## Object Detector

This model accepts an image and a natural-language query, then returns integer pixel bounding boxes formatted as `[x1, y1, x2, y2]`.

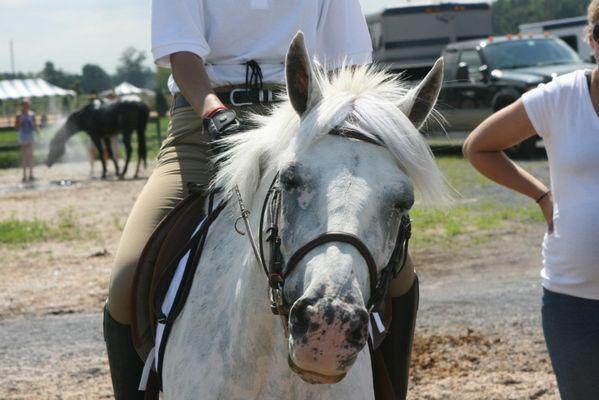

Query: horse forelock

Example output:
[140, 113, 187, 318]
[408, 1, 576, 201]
[212, 64, 450, 210]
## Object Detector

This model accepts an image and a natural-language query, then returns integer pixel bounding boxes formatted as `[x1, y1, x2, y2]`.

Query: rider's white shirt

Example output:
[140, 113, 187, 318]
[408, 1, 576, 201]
[151, 0, 372, 92]
[523, 70, 599, 300]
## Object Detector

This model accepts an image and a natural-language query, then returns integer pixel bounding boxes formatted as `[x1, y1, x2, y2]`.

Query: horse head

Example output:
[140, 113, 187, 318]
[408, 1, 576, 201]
[279, 33, 446, 383]
[46, 106, 88, 167]
[214, 32, 448, 388]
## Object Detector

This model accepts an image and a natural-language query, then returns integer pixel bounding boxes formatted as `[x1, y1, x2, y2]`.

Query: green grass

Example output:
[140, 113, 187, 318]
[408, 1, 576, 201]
[54, 207, 83, 241]
[410, 157, 549, 250]
[411, 202, 545, 248]
[0, 219, 51, 244]
[436, 156, 494, 192]
[0, 207, 86, 245]
[0, 129, 18, 145]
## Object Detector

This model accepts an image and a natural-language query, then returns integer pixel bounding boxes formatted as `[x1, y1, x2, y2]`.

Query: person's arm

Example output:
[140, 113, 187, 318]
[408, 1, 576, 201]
[462, 99, 553, 231]
[170, 51, 241, 152]
[169, 52, 224, 118]
[14, 115, 20, 129]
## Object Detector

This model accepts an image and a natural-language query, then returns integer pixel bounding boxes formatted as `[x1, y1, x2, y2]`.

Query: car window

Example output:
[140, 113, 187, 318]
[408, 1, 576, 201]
[484, 39, 581, 69]
[459, 50, 483, 81]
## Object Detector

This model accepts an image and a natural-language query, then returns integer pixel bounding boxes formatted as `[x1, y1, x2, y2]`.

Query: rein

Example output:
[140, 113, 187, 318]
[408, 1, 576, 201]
[235, 129, 412, 341]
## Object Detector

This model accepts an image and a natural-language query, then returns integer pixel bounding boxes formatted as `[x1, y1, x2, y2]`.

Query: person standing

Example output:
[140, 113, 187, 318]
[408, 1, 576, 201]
[463, 2, 599, 398]
[15, 99, 39, 182]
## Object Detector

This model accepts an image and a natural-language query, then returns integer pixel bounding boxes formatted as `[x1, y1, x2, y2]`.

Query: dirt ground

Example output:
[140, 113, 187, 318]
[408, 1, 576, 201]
[0, 160, 558, 399]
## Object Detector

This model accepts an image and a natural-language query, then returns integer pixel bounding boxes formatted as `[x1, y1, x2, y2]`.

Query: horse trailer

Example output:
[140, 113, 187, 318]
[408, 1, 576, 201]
[520, 16, 594, 62]
[367, 2, 492, 79]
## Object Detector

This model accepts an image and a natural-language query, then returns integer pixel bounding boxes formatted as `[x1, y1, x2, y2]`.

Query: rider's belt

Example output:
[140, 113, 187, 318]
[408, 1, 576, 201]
[173, 88, 280, 110]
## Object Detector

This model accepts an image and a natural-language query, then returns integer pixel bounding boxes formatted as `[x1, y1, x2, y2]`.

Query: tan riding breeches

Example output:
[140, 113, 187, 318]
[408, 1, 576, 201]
[107, 103, 416, 325]
[108, 105, 212, 324]
[389, 256, 416, 297]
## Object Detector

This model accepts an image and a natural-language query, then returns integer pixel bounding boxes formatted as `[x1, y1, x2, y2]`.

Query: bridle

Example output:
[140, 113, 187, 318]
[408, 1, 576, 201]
[236, 129, 412, 338]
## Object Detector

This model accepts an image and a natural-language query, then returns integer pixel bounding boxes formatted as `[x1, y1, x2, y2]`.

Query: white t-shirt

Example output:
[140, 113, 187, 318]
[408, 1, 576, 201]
[522, 70, 599, 300]
[151, 0, 372, 92]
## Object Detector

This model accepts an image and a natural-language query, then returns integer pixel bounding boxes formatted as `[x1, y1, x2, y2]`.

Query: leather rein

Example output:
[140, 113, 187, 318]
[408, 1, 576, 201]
[235, 129, 412, 339]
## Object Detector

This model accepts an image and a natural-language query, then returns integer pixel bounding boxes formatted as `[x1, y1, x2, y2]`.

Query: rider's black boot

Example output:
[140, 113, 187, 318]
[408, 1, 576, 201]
[103, 303, 145, 400]
[375, 277, 419, 400]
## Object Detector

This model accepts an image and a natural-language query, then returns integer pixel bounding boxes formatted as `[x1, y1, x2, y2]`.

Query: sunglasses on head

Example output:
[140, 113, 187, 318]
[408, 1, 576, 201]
[594, 23, 599, 42]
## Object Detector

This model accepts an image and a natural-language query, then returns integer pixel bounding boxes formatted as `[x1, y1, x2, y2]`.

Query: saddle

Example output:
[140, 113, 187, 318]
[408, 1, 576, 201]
[130, 185, 207, 362]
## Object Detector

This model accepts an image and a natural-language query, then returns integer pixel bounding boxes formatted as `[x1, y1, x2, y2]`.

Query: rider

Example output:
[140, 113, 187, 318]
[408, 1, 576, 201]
[104, 1, 419, 399]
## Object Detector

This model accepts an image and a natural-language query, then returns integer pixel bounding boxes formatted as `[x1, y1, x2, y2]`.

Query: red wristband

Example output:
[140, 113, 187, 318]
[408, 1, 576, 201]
[203, 106, 228, 119]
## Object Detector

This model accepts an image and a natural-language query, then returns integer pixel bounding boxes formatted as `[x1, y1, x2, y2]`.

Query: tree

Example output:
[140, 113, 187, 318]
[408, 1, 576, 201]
[114, 47, 154, 88]
[492, 0, 589, 35]
[81, 64, 112, 93]
[70, 80, 81, 95]
[40, 61, 80, 90]
[1, 71, 32, 80]
[41, 62, 61, 85]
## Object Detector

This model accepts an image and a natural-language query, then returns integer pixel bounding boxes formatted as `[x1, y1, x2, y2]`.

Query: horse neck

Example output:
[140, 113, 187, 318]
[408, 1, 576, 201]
[60, 119, 82, 142]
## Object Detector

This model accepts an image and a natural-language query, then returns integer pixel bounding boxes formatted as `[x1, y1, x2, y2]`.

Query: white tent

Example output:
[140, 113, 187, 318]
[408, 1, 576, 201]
[113, 81, 154, 96]
[0, 78, 76, 100]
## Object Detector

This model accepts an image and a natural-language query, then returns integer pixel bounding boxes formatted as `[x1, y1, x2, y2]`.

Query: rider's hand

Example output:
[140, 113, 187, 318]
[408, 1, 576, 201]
[202, 108, 243, 154]
[538, 192, 554, 234]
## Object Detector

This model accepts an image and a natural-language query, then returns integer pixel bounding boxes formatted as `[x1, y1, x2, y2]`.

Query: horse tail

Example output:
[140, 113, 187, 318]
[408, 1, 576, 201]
[137, 104, 149, 168]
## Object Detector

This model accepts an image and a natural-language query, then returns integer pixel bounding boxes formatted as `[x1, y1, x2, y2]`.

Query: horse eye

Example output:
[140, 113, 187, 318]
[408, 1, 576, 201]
[280, 166, 303, 190]
[394, 198, 414, 212]
[392, 203, 405, 213]
[280, 174, 302, 190]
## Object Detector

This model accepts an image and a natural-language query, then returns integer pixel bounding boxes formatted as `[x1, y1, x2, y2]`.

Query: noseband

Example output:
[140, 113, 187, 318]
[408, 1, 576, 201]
[237, 130, 412, 338]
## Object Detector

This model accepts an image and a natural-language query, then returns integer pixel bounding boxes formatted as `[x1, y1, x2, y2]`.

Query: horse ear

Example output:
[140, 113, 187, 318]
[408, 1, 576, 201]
[400, 58, 444, 129]
[285, 31, 320, 116]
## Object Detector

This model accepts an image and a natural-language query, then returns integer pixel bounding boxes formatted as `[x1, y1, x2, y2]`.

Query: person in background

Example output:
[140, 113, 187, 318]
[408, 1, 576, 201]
[15, 99, 40, 182]
[463, 1, 599, 398]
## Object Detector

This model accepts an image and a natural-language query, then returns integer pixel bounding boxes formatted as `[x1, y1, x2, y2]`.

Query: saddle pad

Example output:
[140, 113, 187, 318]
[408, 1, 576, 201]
[131, 191, 206, 360]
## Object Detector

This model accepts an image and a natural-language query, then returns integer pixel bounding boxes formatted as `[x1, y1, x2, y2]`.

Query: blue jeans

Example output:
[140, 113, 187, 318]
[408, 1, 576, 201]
[542, 288, 599, 400]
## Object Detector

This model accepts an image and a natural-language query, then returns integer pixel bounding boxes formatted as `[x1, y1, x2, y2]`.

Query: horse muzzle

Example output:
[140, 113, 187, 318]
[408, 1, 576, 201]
[287, 354, 347, 384]
[286, 295, 369, 383]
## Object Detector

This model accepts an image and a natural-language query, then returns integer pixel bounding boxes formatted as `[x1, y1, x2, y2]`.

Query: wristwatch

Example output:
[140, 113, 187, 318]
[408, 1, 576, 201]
[202, 108, 242, 154]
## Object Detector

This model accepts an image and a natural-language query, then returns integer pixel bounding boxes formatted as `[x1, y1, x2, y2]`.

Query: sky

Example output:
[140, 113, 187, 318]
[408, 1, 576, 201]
[0, 0, 488, 75]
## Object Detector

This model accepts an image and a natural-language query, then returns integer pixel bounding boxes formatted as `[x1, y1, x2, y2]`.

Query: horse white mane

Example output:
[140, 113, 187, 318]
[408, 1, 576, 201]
[212, 64, 450, 208]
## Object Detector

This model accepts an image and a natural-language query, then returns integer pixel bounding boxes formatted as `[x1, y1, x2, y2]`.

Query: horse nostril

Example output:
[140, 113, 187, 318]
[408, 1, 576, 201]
[345, 308, 369, 348]
[289, 298, 317, 338]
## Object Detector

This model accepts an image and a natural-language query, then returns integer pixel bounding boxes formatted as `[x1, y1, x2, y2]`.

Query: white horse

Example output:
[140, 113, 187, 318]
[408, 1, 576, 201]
[162, 33, 448, 399]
